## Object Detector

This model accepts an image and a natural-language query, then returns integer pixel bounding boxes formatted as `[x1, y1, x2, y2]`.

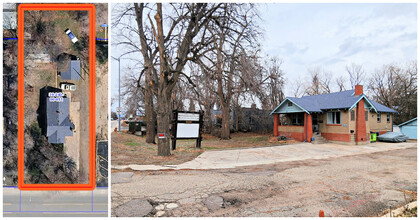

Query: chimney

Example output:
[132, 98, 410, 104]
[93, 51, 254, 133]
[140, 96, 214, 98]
[355, 85, 363, 96]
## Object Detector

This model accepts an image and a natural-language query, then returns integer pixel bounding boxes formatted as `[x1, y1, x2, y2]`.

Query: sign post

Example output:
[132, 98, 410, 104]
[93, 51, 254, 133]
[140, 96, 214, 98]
[172, 110, 203, 150]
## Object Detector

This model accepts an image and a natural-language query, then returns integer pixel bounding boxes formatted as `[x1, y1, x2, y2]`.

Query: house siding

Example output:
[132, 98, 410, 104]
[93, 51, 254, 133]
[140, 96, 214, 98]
[368, 112, 393, 134]
[277, 125, 305, 142]
[318, 110, 350, 134]
[399, 119, 417, 139]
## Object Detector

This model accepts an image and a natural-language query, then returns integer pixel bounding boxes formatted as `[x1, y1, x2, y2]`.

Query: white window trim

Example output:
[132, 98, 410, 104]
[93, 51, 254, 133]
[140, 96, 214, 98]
[327, 111, 341, 124]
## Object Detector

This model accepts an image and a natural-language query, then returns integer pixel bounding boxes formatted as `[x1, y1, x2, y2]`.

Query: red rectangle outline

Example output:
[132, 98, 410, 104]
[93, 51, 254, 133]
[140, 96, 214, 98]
[18, 4, 96, 191]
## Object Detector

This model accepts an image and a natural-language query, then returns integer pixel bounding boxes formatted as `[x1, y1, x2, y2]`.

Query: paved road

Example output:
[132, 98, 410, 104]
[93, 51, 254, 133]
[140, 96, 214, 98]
[112, 145, 417, 217]
[4, 187, 108, 217]
[112, 142, 416, 171]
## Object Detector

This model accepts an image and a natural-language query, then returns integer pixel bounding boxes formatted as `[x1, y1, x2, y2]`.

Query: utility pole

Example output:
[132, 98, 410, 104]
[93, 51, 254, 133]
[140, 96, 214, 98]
[118, 57, 121, 132]
[112, 53, 131, 132]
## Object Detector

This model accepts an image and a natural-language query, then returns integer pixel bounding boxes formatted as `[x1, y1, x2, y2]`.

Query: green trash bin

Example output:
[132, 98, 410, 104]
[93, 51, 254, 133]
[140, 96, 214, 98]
[370, 132, 377, 142]
[128, 121, 143, 133]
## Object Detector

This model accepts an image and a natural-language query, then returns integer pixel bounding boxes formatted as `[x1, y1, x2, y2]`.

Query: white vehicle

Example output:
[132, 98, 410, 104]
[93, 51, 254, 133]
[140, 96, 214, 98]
[65, 28, 78, 43]
[60, 82, 76, 91]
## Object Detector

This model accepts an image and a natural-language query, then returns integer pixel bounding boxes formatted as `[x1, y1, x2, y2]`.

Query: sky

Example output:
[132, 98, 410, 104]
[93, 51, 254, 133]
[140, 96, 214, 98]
[110, 3, 417, 111]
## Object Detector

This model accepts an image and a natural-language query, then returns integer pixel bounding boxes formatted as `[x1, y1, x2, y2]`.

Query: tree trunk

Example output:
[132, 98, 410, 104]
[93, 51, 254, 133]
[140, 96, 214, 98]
[144, 68, 156, 144]
[220, 103, 231, 139]
[204, 103, 213, 134]
[156, 91, 171, 156]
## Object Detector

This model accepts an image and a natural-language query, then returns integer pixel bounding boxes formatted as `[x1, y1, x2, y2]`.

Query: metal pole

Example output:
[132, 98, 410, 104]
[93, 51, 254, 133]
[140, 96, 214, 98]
[118, 58, 121, 132]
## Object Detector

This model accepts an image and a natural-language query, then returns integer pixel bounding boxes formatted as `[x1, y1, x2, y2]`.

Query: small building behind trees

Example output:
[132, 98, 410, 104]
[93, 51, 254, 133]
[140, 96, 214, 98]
[211, 104, 273, 133]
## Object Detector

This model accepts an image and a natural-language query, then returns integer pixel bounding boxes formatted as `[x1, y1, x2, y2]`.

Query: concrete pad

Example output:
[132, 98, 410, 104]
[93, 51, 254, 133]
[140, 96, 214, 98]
[111, 142, 416, 171]
[112, 172, 134, 184]
[65, 99, 80, 170]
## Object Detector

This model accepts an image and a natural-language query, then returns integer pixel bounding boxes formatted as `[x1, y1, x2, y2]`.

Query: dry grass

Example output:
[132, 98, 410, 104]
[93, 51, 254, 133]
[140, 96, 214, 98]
[111, 131, 291, 166]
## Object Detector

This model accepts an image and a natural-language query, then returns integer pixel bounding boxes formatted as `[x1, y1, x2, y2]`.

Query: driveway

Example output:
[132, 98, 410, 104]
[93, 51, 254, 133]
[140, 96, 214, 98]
[112, 142, 416, 171]
[112, 146, 417, 217]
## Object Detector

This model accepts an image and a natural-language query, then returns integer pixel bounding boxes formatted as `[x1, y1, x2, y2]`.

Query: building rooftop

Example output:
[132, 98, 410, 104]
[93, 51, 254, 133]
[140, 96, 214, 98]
[272, 89, 397, 114]
[46, 95, 74, 144]
[60, 59, 81, 81]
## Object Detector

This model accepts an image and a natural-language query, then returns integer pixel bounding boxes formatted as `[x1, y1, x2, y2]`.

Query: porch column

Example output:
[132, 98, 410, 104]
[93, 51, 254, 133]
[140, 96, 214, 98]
[356, 99, 367, 143]
[273, 113, 279, 136]
[304, 113, 313, 142]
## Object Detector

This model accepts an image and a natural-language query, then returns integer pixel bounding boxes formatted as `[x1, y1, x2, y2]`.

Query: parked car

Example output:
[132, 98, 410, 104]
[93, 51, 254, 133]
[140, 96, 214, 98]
[377, 132, 409, 143]
[60, 82, 76, 91]
[65, 28, 78, 43]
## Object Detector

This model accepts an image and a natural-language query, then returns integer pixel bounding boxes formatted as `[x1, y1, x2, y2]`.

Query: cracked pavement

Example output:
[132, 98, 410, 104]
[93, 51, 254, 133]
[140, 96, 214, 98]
[111, 144, 417, 217]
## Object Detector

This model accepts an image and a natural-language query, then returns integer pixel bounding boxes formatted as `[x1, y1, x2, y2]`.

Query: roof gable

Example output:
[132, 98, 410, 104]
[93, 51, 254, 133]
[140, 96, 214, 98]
[270, 98, 309, 114]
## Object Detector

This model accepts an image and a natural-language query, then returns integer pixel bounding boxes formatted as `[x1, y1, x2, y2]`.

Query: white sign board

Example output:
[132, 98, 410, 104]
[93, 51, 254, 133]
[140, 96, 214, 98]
[177, 113, 200, 121]
[176, 123, 200, 138]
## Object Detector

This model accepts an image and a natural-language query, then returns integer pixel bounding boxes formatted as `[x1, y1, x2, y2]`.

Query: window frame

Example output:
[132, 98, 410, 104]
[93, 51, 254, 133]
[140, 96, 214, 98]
[350, 110, 355, 121]
[327, 111, 341, 125]
[387, 113, 390, 123]
[291, 113, 303, 126]
[377, 113, 381, 123]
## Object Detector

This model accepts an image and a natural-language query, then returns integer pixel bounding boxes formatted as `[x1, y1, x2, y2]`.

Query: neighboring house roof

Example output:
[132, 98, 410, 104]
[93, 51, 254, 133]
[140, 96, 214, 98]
[46, 96, 74, 144]
[397, 117, 417, 127]
[271, 89, 397, 114]
[61, 59, 81, 81]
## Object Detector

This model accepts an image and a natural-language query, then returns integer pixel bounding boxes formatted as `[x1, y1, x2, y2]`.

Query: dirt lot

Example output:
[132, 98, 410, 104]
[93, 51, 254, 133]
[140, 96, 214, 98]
[111, 131, 294, 166]
[23, 62, 56, 127]
[112, 147, 417, 217]
[23, 9, 91, 184]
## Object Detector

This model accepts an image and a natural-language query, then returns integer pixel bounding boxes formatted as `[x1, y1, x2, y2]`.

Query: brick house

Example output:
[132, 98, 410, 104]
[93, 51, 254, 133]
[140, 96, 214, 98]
[270, 85, 397, 144]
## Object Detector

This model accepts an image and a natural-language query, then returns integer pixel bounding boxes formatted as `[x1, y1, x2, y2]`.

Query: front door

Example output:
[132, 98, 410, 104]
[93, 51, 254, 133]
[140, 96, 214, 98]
[312, 114, 319, 132]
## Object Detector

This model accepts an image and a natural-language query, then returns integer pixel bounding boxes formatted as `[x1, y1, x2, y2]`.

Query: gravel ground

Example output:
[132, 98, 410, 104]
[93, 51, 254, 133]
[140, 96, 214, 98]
[111, 147, 417, 217]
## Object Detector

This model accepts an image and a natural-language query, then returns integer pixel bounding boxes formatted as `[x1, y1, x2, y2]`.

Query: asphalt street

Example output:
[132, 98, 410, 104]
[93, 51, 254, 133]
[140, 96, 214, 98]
[3, 187, 108, 217]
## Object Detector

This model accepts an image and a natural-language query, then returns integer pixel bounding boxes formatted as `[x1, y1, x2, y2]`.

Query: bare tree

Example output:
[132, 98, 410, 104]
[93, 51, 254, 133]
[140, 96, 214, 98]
[291, 79, 305, 97]
[188, 63, 217, 133]
[135, 3, 223, 155]
[120, 69, 145, 118]
[368, 61, 417, 124]
[336, 75, 347, 91]
[196, 4, 261, 139]
[112, 3, 157, 143]
[346, 63, 365, 88]
[253, 56, 285, 110]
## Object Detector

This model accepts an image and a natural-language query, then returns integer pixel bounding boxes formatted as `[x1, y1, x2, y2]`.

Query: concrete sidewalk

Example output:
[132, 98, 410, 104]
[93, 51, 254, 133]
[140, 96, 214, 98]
[112, 142, 416, 171]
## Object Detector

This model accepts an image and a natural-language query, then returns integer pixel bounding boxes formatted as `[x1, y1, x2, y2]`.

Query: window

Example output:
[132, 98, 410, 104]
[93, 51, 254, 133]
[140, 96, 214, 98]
[291, 113, 303, 125]
[327, 112, 341, 124]
[351, 110, 355, 121]
[249, 116, 254, 125]
[377, 113, 381, 123]
[365, 111, 368, 121]
[387, 113, 390, 123]
[288, 102, 293, 107]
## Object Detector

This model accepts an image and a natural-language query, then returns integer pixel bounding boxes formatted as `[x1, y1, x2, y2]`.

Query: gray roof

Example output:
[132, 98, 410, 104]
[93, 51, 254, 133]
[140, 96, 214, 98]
[273, 89, 397, 114]
[46, 96, 74, 144]
[397, 117, 417, 127]
[369, 99, 398, 113]
[61, 60, 81, 81]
